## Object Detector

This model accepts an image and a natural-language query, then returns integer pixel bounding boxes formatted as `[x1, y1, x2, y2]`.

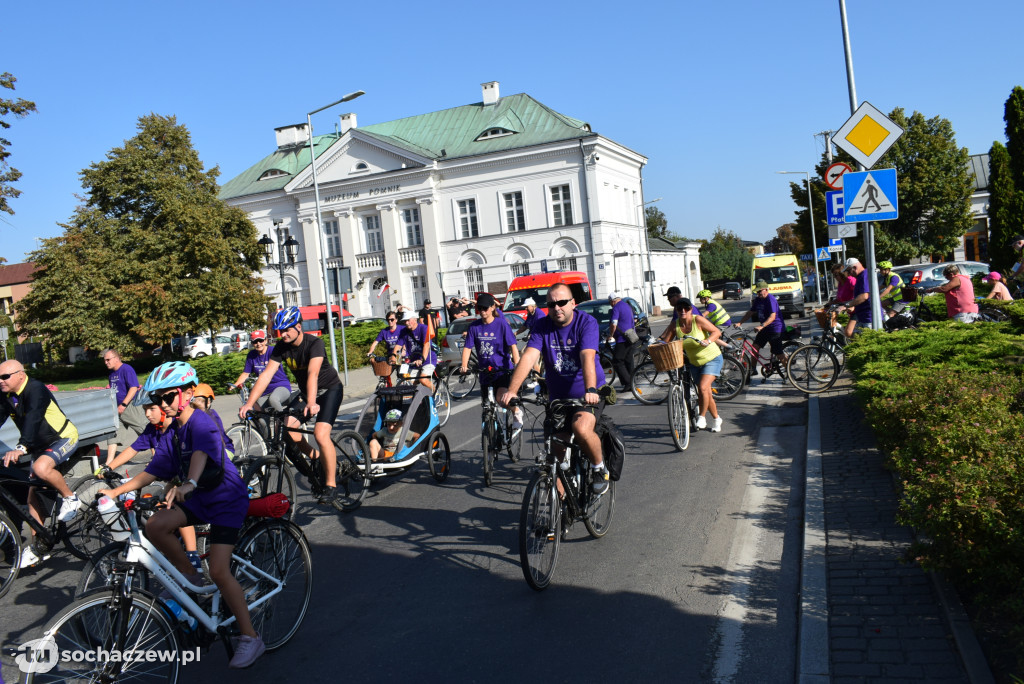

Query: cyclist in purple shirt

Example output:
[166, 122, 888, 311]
[502, 282, 609, 495]
[231, 330, 292, 410]
[393, 310, 438, 389]
[733, 280, 787, 365]
[461, 292, 524, 431]
[366, 311, 403, 360]
[100, 361, 263, 668]
[103, 349, 147, 465]
[606, 293, 637, 390]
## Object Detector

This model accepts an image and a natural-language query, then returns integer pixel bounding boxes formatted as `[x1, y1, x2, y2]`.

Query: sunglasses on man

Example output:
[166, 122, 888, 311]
[546, 298, 573, 308]
[0, 370, 24, 381]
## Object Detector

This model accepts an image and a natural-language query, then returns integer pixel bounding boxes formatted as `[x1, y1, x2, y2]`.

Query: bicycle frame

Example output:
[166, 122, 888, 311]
[0, 476, 64, 550]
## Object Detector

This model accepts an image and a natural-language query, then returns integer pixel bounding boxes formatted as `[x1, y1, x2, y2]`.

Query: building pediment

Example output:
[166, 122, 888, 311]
[285, 131, 431, 192]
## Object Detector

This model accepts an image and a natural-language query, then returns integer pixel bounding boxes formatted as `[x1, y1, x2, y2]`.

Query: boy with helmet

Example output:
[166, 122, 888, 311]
[100, 361, 264, 668]
[696, 289, 732, 328]
[368, 408, 421, 463]
[239, 306, 345, 505]
[230, 330, 292, 410]
[877, 261, 905, 315]
[190, 383, 232, 450]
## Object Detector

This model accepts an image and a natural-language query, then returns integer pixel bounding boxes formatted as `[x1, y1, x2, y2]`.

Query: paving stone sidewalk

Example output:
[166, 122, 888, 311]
[816, 381, 985, 683]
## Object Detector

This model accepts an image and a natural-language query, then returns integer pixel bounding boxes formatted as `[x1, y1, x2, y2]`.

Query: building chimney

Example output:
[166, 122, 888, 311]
[339, 112, 357, 134]
[481, 81, 500, 106]
[274, 123, 310, 149]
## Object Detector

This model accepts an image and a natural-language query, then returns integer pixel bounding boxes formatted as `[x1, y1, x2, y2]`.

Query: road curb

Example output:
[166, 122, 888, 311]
[799, 395, 829, 683]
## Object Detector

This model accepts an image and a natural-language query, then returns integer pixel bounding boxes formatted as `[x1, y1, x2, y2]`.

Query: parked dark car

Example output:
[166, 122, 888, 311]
[575, 297, 651, 339]
[722, 282, 743, 300]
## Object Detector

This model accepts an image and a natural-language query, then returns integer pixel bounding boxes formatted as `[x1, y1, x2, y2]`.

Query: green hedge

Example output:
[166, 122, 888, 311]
[845, 307, 1024, 612]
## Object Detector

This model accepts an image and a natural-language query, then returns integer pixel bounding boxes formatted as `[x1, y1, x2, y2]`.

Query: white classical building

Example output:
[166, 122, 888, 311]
[220, 82, 700, 317]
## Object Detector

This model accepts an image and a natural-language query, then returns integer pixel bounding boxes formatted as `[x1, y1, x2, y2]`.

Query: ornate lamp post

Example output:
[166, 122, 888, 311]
[258, 221, 300, 308]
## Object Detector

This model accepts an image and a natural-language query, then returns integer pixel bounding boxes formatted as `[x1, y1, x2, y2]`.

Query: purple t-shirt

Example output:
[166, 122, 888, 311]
[130, 422, 175, 457]
[465, 316, 517, 375]
[854, 269, 873, 324]
[145, 410, 248, 529]
[109, 364, 140, 405]
[397, 322, 437, 366]
[374, 327, 403, 352]
[609, 300, 635, 343]
[243, 345, 291, 394]
[527, 310, 602, 400]
[750, 294, 784, 333]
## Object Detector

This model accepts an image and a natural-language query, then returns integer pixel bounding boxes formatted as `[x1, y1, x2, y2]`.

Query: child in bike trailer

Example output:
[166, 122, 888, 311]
[100, 361, 264, 669]
[103, 390, 204, 576]
[368, 409, 421, 463]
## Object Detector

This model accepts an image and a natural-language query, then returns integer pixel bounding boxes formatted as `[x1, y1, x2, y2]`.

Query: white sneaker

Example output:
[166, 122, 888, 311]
[695, 415, 707, 430]
[511, 408, 524, 430]
[229, 634, 266, 668]
[711, 416, 723, 433]
[57, 495, 81, 523]
[19, 545, 51, 569]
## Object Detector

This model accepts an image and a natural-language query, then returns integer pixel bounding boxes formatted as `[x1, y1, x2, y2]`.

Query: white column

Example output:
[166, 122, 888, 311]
[417, 197, 445, 303]
[300, 217, 325, 306]
[333, 208, 361, 315]
[377, 202, 404, 307]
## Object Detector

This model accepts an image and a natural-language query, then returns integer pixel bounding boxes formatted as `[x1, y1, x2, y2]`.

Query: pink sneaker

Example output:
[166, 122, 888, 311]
[229, 634, 265, 668]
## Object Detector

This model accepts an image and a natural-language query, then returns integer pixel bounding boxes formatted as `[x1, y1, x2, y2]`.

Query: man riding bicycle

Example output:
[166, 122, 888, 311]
[460, 292, 524, 437]
[392, 310, 437, 390]
[501, 282, 609, 495]
[239, 306, 345, 506]
[733, 280, 787, 366]
[877, 261, 906, 316]
[1, 359, 82, 568]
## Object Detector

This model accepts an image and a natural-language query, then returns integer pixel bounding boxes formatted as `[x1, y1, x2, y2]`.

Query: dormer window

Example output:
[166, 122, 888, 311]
[258, 168, 288, 180]
[351, 162, 369, 173]
[476, 127, 514, 141]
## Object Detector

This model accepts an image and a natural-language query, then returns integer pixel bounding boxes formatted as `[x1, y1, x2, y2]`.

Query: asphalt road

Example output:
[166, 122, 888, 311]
[1, 298, 814, 683]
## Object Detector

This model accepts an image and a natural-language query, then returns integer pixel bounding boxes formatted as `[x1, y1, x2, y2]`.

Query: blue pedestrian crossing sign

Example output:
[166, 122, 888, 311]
[843, 169, 898, 222]
[816, 247, 830, 261]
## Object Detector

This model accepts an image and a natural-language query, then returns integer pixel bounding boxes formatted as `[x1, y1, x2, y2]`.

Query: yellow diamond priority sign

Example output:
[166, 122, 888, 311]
[831, 102, 904, 169]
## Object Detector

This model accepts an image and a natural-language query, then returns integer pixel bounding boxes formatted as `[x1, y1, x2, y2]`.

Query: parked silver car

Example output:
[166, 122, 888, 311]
[890, 261, 989, 291]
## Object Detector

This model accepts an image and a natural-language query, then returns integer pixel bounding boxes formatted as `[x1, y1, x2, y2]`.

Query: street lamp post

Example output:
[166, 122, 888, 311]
[307, 90, 365, 383]
[777, 171, 823, 307]
[258, 222, 300, 308]
[637, 197, 663, 313]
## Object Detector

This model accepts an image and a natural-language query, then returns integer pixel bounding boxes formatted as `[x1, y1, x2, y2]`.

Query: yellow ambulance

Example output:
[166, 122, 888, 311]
[750, 253, 804, 317]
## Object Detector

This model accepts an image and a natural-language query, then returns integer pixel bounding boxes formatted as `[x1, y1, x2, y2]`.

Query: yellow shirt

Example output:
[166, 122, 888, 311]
[675, 319, 722, 366]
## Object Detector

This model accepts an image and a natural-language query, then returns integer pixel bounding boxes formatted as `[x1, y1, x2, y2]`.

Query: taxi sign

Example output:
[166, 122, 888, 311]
[831, 102, 904, 169]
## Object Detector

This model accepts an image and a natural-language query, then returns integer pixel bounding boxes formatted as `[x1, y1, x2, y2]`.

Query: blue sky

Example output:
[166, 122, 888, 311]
[3, 0, 1023, 263]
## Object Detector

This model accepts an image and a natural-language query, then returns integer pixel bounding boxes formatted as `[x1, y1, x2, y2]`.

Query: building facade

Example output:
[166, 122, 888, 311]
[220, 82, 699, 316]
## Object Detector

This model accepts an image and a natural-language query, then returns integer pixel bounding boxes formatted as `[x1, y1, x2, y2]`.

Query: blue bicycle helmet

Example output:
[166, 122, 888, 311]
[143, 361, 198, 393]
[273, 306, 301, 330]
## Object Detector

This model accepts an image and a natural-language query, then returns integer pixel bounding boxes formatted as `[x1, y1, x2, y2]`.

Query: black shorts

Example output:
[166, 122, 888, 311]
[287, 385, 344, 425]
[479, 370, 511, 403]
[753, 328, 784, 355]
[179, 504, 239, 546]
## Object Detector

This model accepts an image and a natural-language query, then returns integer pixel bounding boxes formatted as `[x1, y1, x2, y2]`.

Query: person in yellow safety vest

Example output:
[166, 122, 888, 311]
[877, 261, 905, 317]
[697, 289, 734, 351]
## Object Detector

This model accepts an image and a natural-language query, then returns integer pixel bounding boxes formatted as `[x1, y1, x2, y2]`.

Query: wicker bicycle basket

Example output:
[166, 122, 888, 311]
[648, 340, 687, 371]
[814, 308, 837, 330]
[370, 357, 393, 377]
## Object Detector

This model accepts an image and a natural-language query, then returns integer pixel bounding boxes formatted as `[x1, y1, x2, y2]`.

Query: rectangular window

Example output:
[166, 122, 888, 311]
[458, 199, 479, 238]
[503, 191, 525, 232]
[510, 263, 530, 278]
[550, 184, 573, 226]
[402, 208, 423, 246]
[323, 220, 340, 258]
[364, 215, 383, 253]
[558, 257, 577, 271]
[465, 268, 483, 294]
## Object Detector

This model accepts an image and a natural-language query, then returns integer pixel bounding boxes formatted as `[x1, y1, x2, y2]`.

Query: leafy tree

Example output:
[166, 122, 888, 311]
[16, 114, 269, 357]
[699, 227, 753, 282]
[987, 141, 1020, 274]
[646, 206, 668, 240]
[764, 223, 803, 255]
[0, 72, 37, 216]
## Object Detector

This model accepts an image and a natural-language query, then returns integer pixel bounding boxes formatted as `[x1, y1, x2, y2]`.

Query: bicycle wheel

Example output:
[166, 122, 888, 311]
[234, 519, 312, 651]
[445, 367, 477, 399]
[426, 431, 451, 483]
[331, 429, 372, 512]
[75, 541, 152, 599]
[711, 355, 745, 400]
[786, 345, 840, 394]
[505, 407, 522, 463]
[583, 477, 615, 538]
[0, 510, 21, 600]
[668, 384, 690, 451]
[64, 475, 117, 561]
[239, 457, 297, 520]
[482, 415, 495, 486]
[630, 360, 670, 405]
[227, 424, 269, 462]
[434, 382, 452, 427]
[820, 332, 846, 371]
[25, 592, 180, 683]
[518, 471, 561, 591]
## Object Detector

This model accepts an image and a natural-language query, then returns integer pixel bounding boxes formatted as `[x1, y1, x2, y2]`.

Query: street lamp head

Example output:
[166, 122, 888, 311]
[341, 90, 366, 103]
[283, 235, 300, 263]
[257, 234, 275, 263]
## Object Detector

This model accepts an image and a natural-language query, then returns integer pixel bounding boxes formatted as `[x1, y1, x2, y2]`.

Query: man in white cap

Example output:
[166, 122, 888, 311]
[523, 297, 544, 333]
[839, 257, 871, 337]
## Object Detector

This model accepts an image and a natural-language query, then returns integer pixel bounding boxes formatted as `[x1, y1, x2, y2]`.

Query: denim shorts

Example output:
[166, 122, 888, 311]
[687, 353, 723, 379]
[34, 436, 79, 468]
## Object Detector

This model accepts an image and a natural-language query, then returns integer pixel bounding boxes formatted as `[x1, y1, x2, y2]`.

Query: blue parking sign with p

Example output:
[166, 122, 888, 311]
[826, 191, 845, 225]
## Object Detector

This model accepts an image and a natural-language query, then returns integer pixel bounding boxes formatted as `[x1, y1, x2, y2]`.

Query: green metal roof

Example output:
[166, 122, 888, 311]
[219, 93, 592, 201]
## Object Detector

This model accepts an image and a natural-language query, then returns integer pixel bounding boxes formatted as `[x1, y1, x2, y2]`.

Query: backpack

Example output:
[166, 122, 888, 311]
[596, 414, 625, 481]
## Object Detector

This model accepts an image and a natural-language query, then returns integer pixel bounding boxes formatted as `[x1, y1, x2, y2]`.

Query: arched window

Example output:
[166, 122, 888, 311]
[351, 162, 369, 173]
[258, 168, 288, 180]
[475, 128, 514, 141]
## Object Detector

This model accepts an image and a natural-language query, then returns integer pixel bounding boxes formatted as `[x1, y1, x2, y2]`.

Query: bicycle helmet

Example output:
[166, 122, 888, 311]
[697, 289, 712, 299]
[878, 260, 893, 270]
[193, 383, 215, 403]
[142, 361, 198, 393]
[273, 306, 301, 330]
[384, 409, 402, 423]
